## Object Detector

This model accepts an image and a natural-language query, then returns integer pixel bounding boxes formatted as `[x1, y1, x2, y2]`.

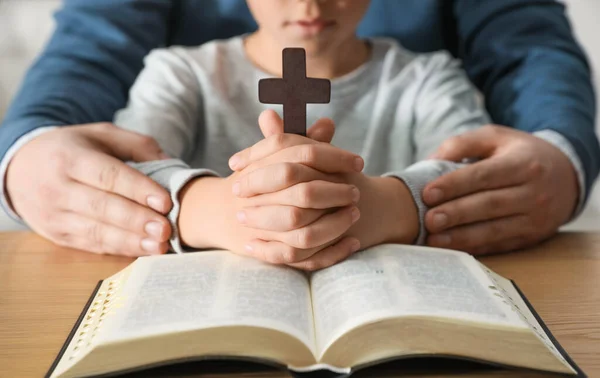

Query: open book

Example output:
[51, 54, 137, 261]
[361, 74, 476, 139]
[46, 244, 584, 378]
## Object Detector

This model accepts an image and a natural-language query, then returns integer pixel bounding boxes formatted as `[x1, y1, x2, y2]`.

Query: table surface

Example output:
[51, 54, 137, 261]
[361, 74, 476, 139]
[1, 231, 599, 378]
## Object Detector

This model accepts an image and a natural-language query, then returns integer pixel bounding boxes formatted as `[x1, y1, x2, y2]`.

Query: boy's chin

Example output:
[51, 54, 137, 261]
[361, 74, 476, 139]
[283, 39, 332, 58]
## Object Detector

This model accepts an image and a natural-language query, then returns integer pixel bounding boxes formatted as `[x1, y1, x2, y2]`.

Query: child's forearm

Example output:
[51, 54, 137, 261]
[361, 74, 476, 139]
[373, 176, 420, 244]
[346, 176, 419, 250]
[178, 176, 233, 249]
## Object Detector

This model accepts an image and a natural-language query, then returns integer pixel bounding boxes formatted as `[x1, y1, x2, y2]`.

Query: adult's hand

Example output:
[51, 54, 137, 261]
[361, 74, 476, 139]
[6, 123, 173, 256]
[423, 125, 578, 254]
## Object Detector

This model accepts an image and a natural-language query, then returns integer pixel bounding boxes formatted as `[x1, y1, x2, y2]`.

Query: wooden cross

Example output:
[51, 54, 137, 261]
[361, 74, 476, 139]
[258, 48, 331, 136]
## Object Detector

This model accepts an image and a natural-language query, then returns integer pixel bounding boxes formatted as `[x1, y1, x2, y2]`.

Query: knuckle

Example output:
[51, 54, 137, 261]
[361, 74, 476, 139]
[98, 164, 120, 192]
[299, 144, 316, 164]
[281, 245, 301, 264]
[99, 244, 115, 255]
[296, 183, 314, 207]
[301, 260, 320, 272]
[527, 160, 544, 178]
[85, 223, 104, 245]
[270, 133, 287, 151]
[439, 137, 461, 153]
[138, 134, 158, 149]
[287, 207, 304, 228]
[52, 232, 72, 247]
[473, 167, 491, 188]
[534, 192, 551, 207]
[295, 228, 314, 248]
[281, 163, 298, 184]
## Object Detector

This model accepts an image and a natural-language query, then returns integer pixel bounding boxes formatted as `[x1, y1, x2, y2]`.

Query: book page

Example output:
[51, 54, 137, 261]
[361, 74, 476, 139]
[310, 244, 526, 354]
[100, 252, 315, 351]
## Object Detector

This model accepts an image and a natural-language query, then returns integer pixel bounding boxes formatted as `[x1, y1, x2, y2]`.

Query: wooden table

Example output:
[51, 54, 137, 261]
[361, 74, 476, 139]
[1, 231, 599, 378]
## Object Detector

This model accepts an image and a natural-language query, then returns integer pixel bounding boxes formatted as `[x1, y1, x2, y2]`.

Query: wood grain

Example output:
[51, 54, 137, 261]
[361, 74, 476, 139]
[1, 231, 598, 378]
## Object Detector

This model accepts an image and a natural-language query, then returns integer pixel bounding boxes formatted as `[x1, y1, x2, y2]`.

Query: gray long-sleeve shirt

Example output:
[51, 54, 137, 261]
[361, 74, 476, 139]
[114, 36, 490, 253]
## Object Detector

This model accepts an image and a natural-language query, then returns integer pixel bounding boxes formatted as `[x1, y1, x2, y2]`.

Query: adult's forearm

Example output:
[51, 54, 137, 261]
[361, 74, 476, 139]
[455, 0, 599, 199]
[0, 0, 174, 162]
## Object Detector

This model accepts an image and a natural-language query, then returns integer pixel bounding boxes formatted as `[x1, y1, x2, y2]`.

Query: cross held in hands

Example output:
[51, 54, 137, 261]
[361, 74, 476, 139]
[258, 48, 331, 136]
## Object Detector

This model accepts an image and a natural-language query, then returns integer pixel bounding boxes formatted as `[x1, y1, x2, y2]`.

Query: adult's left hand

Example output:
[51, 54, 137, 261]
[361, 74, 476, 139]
[423, 125, 579, 255]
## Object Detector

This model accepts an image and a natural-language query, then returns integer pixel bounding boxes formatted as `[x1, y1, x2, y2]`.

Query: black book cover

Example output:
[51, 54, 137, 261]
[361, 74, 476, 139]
[45, 280, 104, 378]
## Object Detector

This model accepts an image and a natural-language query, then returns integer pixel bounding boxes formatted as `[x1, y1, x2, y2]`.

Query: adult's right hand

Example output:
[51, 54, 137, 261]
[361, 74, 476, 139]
[6, 123, 173, 256]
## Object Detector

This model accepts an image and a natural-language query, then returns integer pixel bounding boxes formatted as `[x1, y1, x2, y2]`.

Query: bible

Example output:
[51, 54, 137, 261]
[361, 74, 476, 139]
[46, 244, 585, 378]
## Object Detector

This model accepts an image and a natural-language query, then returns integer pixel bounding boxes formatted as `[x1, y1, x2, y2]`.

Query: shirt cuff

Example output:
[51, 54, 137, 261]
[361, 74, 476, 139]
[0, 126, 59, 224]
[532, 130, 586, 220]
[126, 159, 221, 254]
[382, 160, 465, 245]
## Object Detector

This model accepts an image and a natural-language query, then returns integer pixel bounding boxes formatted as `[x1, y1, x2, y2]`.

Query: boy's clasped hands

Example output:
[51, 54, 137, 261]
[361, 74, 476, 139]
[178, 110, 418, 271]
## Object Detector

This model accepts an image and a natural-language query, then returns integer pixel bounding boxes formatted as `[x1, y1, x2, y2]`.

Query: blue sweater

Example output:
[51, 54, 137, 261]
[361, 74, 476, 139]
[1, 0, 598, 197]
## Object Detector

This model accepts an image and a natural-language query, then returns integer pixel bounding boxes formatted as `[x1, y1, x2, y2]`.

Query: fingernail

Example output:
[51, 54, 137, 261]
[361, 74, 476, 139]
[433, 213, 448, 228]
[236, 211, 246, 224]
[144, 221, 163, 238]
[351, 207, 360, 222]
[350, 239, 361, 253]
[229, 155, 240, 170]
[351, 187, 360, 203]
[432, 234, 451, 246]
[354, 157, 364, 171]
[244, 244, 254, 252]
[428, 188, 443, 203]
[147, 196, 165, 212]
[141, 238, 160, 254]
[232, 182, 241, 196]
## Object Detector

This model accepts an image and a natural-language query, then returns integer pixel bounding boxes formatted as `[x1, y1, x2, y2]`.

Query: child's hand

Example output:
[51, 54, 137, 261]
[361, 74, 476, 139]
[226, 110, 365, 269]
[225, 167, 362, 270]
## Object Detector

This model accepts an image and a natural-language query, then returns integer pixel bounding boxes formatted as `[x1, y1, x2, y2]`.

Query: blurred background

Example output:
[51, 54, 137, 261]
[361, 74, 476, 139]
[0, 0, 598, 231]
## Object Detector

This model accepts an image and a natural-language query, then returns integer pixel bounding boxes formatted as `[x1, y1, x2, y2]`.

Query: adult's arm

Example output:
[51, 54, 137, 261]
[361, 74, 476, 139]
[0, 0, 174, 162]
[0, 0, 177, 255]
[454, 0, 599, 203]
[420, 0, 597, 254]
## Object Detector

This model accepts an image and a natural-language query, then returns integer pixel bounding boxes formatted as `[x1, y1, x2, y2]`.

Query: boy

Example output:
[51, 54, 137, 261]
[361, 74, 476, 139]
[114, 0, 489, 270]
